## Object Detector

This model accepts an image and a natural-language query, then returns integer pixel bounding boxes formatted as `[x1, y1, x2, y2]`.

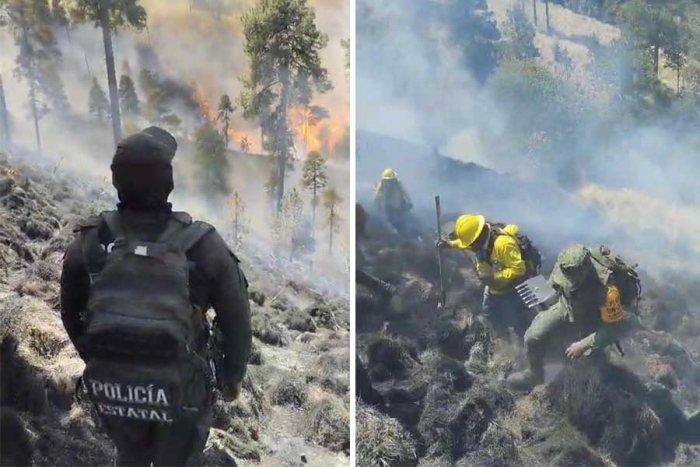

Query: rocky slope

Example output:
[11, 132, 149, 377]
[356, 206, 700, 466]
[0, 150, 350, 467]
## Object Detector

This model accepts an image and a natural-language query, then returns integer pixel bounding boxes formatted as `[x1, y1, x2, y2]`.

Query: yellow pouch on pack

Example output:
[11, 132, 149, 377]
[600, 286, 623, 323]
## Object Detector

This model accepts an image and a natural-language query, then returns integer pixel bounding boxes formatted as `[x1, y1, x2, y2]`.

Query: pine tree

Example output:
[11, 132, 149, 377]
[70, 0, 147, 147]
[265, 166, 279, 209]
[51, 0, 70, 39]
[239, 0, 332, 212]
[322, 188, 342, 255]
[664, 22, 689, 95]
[229, 190, 248, 247]
[2, 0, 69, 154]
[89, 77, 110, 121]
[504, 6, 540, 61]
[118, 74, 140, 116]
[271, 188, 305, 261]
[121, 60, 132, 78]
[0, 73, 11, 150]
[441, 0, 501, 83]
[341, 38, 350, 82]
[194, 122, 230, 201]
[217, 94, 235, 148]
[300, 151, 328, 231]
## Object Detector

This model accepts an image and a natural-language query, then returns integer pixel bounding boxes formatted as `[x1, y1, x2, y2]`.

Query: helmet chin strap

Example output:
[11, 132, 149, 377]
[472, 223, 492, 251]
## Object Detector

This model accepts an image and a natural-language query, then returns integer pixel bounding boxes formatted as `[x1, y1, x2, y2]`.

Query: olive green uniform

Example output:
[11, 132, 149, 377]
[509, 245, 629, 391]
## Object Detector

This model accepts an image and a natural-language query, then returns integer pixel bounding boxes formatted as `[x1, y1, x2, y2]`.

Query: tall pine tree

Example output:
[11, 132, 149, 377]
[70, 0, 147, 147]
[239, 0, 332, 211]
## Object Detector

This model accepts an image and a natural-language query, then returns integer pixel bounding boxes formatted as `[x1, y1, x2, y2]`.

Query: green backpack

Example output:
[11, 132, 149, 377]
[590, 246, 642, 310]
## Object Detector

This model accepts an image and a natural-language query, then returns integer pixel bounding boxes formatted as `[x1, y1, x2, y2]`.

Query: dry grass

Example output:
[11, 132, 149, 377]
[269, 373, 309, 408]
[251, 311, 291, 347]
[356, 401, 418, 467]
[1, 153, 352, 466]
[646, 355, 677, 389]
[314, 346, 351, 396]
[303, 385, 350, 454]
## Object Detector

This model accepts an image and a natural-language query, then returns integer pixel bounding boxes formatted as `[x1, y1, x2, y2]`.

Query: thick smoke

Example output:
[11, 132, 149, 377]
[356, 0, 700, 278]
[1, 0, 350, 294]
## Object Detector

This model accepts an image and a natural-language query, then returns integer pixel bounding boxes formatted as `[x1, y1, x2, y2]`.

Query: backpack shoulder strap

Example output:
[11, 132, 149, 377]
[155, 212, 192, 244]
[158, 215, 214, 253]
[75, 213, 108, 278]
[73, 214, 101, 233]
[100, 211, 126, 242]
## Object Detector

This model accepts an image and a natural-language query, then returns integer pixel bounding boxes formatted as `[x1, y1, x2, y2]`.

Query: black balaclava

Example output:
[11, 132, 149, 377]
[111, 126, 177, 212]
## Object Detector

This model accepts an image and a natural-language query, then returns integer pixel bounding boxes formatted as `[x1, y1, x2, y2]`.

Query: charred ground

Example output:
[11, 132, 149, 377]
[0, 150, 350, 467]
[356, 148, 700, 467]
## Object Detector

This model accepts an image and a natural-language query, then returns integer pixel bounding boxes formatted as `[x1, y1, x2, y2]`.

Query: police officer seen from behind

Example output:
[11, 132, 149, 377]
[60, 126, 252, 466]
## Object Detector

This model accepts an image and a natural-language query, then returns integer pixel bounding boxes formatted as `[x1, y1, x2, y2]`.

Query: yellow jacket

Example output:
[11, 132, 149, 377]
[374, 179, 412, 211]
[448, 224, 526, 294]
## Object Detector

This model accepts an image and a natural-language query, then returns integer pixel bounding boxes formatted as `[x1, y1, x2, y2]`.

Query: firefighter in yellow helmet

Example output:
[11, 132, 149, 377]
[437, 214, 541, 343]
[374, 169, 413, 235]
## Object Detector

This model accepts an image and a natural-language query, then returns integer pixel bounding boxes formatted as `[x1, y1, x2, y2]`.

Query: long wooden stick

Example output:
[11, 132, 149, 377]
[435, 195, 446, 307]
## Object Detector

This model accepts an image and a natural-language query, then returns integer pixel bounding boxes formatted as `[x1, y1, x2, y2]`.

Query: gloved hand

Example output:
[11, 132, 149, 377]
[221, 381, 242, 402]
[436, 239, 449, 249]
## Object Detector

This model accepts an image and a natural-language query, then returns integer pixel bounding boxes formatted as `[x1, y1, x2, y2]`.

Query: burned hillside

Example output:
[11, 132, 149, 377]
[356, 220, 700, 466]
[0, 151, 350, 467]
[356, 161, 700, 466]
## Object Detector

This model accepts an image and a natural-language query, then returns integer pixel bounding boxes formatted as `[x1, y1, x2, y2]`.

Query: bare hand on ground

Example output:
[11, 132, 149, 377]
[565, 341, 586, 359]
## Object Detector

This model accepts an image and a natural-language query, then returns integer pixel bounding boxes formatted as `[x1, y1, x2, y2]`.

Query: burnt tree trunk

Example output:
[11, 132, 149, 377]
[653, 44, 660, 76]
[0, 74, 10, 150]
[328, 208, 335, 255]
[99, 2, 122, 147]
[276, 68, 291, 212]
[20, 21, 42, 155]
[533, 0, 538, 26]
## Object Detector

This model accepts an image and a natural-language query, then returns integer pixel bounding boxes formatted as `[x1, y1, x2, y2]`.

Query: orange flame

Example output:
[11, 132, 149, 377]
[192, 85, 348, 157]
[192, 84, 259, 152]
[193, 84, 218, 123]
[290, 104, 348, 157]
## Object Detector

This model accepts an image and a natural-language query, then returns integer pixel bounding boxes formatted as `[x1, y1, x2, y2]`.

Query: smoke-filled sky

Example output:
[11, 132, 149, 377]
[356, 0, 700, 277]
[2, 0, 349, 157]
[1, 0, 350, 289]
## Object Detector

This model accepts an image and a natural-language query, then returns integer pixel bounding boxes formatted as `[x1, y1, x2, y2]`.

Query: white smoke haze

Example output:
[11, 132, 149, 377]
[1, 0, 349, 294]
[356, 0, 700, 280]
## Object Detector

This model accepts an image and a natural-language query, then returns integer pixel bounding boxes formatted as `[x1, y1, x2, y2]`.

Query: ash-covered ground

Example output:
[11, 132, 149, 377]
[356, 157, 700, 467]
[0, 150, 350, 467]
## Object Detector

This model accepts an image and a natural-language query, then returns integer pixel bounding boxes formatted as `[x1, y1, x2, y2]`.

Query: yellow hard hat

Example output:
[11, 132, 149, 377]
[382, 168, 397, 179]
[454, 214, 486, 247]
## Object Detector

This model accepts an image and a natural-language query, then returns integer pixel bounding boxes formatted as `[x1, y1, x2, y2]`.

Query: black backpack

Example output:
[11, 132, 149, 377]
[76, 211, 214, 424]
[492, 223, 542, 276]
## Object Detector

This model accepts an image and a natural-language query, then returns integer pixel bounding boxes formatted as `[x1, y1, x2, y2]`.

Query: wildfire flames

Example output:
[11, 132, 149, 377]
[134, 0, 348, 159]
[290, 105, 348, 156]
[193, 84, 348, 157]
[192, 84, 258, 152]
